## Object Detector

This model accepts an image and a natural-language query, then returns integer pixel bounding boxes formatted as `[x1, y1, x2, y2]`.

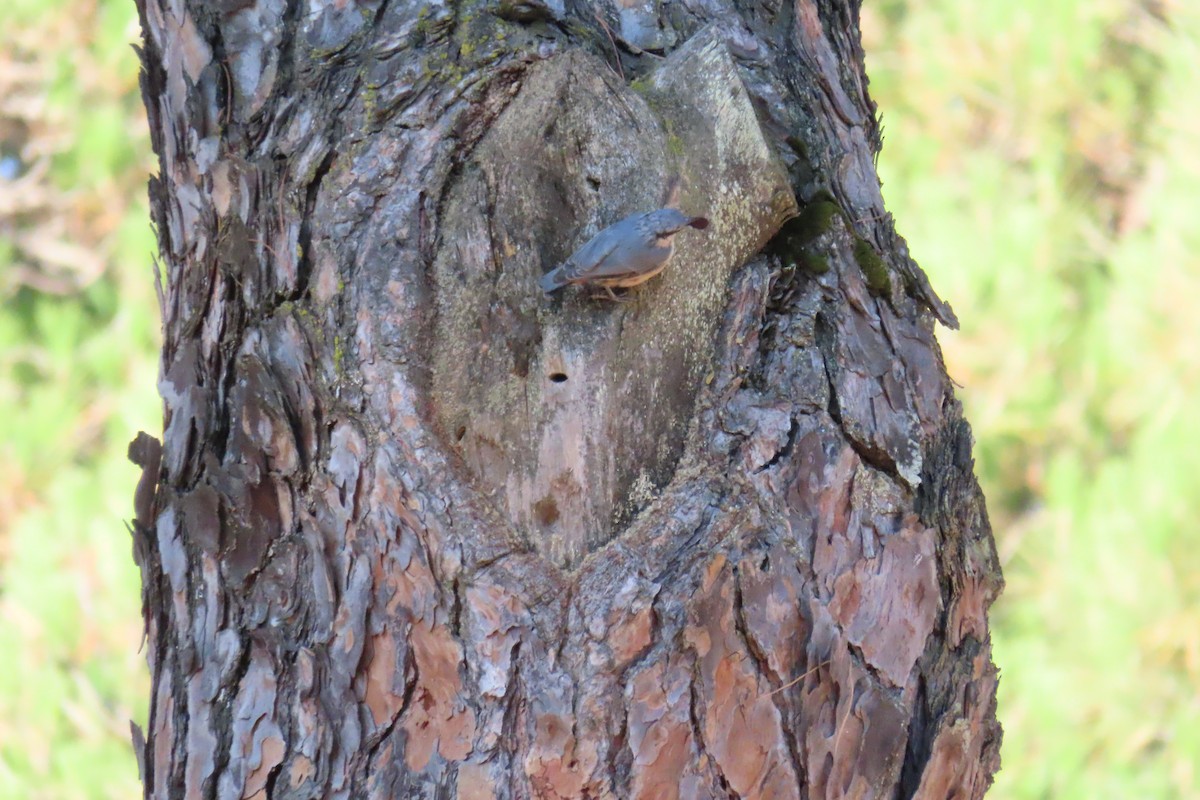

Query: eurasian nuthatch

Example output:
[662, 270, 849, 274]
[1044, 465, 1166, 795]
[538, 208, 709, 299]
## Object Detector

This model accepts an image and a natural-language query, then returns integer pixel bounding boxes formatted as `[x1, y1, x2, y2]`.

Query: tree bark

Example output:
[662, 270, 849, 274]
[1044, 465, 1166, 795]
[130, 1, 1002, 798]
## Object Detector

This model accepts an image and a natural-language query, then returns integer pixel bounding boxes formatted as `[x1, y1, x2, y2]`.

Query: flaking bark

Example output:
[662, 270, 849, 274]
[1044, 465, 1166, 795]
[130, 1, 1002, 798]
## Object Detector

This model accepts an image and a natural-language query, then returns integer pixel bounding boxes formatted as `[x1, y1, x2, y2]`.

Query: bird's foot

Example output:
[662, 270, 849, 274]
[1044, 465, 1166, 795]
[591, 286, 632, 303]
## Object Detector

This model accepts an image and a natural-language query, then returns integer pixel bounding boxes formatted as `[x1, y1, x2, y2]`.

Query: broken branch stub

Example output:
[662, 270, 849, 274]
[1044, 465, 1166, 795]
[431, 30, 797, 568]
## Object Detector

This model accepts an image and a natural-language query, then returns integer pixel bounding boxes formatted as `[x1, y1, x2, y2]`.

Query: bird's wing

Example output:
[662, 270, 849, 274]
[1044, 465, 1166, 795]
[579, 256, 649, 282]
[582, 237, 669, 281]
[558, 229, 624, 283]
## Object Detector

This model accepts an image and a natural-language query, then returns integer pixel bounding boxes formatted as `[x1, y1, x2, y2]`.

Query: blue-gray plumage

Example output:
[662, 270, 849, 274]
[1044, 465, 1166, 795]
[538, 208, 709, 296]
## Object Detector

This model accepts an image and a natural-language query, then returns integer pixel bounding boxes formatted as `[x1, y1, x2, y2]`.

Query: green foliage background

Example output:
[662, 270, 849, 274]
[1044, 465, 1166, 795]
[0, 1, 1196, 798]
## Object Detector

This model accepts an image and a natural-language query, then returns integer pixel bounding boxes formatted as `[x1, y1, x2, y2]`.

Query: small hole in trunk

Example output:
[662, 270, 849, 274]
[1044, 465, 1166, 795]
[549, 372, 568, 383]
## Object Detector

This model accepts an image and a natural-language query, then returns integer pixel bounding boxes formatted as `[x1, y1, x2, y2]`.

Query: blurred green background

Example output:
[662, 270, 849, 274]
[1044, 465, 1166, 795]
[0, 1, 1196, 798]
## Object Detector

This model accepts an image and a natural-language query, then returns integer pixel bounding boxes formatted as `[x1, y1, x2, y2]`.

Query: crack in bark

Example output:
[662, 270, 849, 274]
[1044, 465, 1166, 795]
[730, 562, 779, 684]
[141, 532, 171, 797]
[359, 640, 418, 789]
[842, 640, 895, 701]
[296, 148, 337, 300]
[209, 291, 244, 468]
[731, 557, 809, 797]
[814, 304, 901, 476]
[651, 504, 718, 587]
[269, 360, 312, 477]
[755, 415, 800, 475]
[615, 582, 663, 685]
[779, 697, 808, 800]
[262, 751, 285, 800]
[278, 0, 306, 115]
[552, 581, 576, 666]
[897, 672, 930, 800]
[482, 166, 507, 290]
[449, 575, 464, 639]
[688, 675, 741, 800]
[494, 639, 525, 799]
[208, 633, 255, 800]
[178, 247, 219, 342]
[367, 0, 394, 39]
[610, 685, 633, 799]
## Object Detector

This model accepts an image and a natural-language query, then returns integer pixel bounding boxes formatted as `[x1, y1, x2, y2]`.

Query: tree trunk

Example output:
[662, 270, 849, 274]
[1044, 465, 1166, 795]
[129, 1, 1003, 798]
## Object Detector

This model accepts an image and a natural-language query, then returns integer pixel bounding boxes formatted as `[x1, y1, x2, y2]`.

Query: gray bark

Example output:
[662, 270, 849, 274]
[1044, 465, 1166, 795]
[129, 1, 1002, 798]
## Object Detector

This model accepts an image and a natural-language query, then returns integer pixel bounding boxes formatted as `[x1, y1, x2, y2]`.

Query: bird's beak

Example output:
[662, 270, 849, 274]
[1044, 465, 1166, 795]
[660, 216, 710, 236]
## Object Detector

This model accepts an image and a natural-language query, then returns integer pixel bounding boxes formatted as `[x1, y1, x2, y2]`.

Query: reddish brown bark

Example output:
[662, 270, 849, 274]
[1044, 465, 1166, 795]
[130, 1, 1002, 798]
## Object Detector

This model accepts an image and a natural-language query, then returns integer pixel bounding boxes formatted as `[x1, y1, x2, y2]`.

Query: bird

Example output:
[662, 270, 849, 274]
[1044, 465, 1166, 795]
[538, 208, 710, 300]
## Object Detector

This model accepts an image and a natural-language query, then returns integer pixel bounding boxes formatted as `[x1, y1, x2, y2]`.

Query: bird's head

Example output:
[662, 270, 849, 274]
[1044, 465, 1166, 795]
[645, 208, 710, 239]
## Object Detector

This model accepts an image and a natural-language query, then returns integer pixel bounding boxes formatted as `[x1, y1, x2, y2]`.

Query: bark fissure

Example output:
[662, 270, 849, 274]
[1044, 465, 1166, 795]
[730, 552, 812, 796]
[731, 563, 778, 685]
[297, 148, 337, 300]
[207, 630, 255, 800]
[361, 644, 414, 781]
[687, 672, 729, 799]
[755, 416, 800, 475]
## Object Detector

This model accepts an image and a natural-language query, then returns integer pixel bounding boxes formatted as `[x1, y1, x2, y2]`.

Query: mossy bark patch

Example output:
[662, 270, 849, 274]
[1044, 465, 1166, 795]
[854, 237, 893, 295]
[791, 199, 842, 244]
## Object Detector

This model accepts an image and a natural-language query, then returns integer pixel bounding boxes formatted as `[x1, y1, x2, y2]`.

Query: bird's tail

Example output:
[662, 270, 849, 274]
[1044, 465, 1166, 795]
[539, 267, 567, 294]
